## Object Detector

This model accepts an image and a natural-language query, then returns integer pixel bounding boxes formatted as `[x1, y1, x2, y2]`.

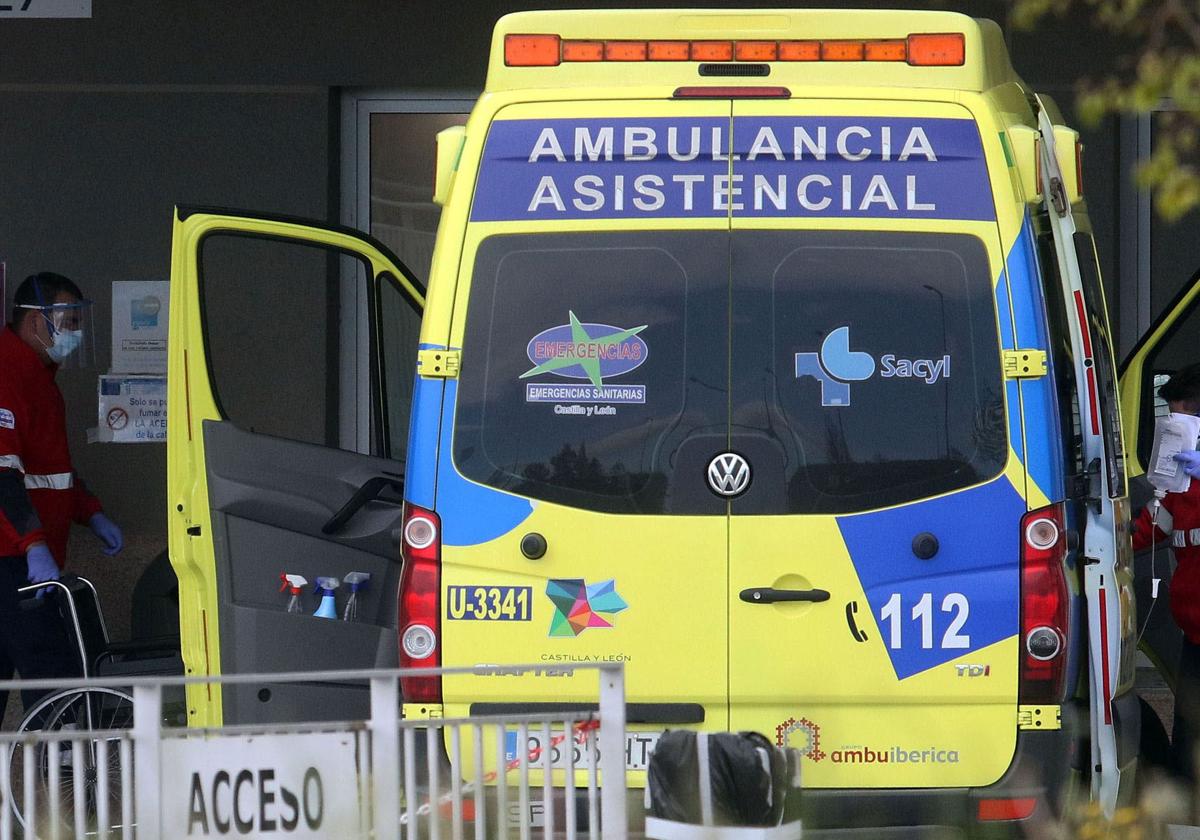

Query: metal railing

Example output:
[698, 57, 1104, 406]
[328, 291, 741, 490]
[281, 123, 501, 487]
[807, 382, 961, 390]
[0, 662, 628, 840]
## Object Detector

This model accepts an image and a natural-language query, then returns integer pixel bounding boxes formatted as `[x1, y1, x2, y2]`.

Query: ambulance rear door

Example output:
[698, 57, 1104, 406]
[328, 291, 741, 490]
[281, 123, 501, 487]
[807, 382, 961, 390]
[726, 100, 1024, 789]
[437, 101, 734, 752]
[1035, 102, 1133, 813]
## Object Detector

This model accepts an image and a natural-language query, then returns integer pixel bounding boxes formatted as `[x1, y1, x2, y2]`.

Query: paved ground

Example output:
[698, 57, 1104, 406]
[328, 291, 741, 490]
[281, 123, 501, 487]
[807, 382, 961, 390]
[1143, 665, 1176, 735]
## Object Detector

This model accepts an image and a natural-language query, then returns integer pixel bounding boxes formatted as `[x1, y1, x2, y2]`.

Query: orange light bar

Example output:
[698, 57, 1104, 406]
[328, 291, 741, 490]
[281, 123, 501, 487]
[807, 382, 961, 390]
[648, 40, 690, 61]
[907, 33, 965, 66]
[504, 32, 966, 67]
[865, 40, 906, 61]
[977, 798, 1037, 822]
[674, 86, 791, 99]
[779, 41, 820, 61]
[562, 40, 603, 62]
[504, 33, 560, 67]
[735, 41, 778, 61]
[691, 41, 734, 61]
[822, 41, 865, 61]
[605, 40, 648, 61]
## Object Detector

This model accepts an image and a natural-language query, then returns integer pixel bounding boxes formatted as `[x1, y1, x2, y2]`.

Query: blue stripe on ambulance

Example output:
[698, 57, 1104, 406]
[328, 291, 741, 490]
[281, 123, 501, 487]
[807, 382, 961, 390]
[837, 477, 1026, 680]
[405, 374, 443, 510]
[1008, 215, 1065, 501]
[995, 270, 1025, 467]
[429, 380, 534, 546]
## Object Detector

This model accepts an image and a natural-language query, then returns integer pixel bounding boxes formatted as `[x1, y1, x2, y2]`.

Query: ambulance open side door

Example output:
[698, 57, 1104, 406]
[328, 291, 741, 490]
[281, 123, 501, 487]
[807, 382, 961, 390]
[1120, 268, 1200, 689]
[1035, 102, 1133, 815]
[166, 207, 424, 728]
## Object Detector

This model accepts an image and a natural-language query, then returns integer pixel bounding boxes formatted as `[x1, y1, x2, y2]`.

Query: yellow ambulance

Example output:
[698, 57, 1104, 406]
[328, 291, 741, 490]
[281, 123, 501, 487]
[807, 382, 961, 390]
[167, 7, 1188, 833]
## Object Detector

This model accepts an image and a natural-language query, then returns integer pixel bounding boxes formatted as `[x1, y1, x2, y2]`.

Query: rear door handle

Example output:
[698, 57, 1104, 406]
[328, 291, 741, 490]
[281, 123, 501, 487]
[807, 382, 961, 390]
[739, 587, 830, 604]
[321, 476, 404, 535]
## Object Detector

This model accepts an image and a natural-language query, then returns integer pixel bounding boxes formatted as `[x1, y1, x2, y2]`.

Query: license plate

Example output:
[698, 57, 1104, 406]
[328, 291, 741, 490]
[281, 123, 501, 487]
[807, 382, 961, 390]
[505, 729, 661, 771]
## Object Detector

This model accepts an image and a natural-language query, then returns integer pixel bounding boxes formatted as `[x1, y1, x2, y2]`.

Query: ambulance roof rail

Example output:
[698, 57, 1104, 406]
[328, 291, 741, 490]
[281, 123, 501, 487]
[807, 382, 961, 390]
[486, 9, 1020, 95]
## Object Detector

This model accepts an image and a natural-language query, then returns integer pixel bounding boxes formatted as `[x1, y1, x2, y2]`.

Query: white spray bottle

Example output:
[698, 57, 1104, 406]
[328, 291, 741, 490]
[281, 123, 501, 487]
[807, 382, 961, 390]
[342, 572, 371, 622]
[279, 573, 308, 614]
[313, 577, 340, 619]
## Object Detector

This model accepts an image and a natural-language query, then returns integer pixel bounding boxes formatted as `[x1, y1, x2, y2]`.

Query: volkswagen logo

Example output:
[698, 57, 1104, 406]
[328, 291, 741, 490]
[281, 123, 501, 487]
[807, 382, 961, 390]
[707, 452, 751, 498]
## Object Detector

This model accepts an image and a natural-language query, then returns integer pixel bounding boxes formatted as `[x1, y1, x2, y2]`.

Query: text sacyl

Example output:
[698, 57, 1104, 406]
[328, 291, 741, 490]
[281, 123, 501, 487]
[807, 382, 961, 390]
[879, 354, 950, 385]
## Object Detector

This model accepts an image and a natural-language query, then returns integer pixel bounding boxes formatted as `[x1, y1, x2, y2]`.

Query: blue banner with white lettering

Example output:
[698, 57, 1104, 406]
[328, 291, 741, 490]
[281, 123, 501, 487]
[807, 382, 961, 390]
[470, 117, 995, 223]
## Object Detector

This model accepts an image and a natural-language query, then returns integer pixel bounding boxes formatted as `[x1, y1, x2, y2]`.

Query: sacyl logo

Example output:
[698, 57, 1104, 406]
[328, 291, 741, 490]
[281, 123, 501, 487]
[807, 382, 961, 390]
[707, 452, 751, 498]
[795, 325, 951, 407]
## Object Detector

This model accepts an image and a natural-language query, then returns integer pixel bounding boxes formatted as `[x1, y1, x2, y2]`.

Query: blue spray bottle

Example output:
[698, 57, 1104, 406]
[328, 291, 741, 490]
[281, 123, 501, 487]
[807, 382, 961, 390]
[313, 577, 340, 619]
[342, 572, 370, 622]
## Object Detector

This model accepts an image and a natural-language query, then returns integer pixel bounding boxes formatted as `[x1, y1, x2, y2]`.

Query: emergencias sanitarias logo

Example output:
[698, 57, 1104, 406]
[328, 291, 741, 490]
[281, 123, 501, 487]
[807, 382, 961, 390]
[795, 325, 950, 407]
[523, 311, 648, 405]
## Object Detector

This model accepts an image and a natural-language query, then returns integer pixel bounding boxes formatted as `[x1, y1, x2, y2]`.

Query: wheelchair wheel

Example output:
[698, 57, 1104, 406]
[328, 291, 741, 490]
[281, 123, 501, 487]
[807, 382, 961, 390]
[6, 686, 134, 838]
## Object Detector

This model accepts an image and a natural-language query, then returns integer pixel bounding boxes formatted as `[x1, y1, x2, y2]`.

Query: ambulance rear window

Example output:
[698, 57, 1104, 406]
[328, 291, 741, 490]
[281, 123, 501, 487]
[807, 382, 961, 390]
[454, 229, 1004, 515]
[730, 230, 1006, 514]
[455, 231, 729, 516]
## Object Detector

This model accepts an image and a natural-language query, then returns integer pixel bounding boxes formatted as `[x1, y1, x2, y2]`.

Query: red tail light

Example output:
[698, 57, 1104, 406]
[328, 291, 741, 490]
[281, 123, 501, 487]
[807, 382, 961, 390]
[1020, 504, 1069, 703]
[398, 503, 442, 703]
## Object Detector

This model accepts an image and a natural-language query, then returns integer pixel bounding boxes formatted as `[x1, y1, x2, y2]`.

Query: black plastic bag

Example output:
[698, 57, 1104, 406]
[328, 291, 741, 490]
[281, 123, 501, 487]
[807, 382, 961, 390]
[647, 730, 796, 826]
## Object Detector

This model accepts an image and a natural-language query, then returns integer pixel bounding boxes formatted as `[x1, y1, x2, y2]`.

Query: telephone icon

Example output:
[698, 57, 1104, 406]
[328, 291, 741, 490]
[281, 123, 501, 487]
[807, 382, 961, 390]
[845, 601, 868, 642]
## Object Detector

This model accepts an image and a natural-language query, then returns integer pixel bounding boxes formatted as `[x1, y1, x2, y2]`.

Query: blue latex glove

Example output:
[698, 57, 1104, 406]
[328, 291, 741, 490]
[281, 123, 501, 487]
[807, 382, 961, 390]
[25, 543, 60, 598]
[89, 513, 123, 556]
[1175, 450, 1200, 479]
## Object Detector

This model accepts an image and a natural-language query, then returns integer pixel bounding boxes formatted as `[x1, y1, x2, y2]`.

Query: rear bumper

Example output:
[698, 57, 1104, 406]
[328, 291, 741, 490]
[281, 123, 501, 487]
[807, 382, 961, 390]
[426, 696, 1136, 838]
[782, 696, 1129, 838]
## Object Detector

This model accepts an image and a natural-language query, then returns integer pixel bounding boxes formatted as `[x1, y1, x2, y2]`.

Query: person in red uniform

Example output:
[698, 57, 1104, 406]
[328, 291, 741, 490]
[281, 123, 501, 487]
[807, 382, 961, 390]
[0, 272, 123, 717]
[1132, 362, 1200, 781]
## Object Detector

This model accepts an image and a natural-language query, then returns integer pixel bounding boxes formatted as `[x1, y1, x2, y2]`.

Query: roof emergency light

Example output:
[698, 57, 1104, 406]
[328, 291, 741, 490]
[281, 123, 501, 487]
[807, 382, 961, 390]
[504, 32, 965, 67]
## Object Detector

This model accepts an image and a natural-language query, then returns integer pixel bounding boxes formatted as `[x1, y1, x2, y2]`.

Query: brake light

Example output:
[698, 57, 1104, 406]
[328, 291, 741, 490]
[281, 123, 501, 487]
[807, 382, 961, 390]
[1020, 504, 1069, 703]
[504, 32, 966, 66]
[673, 86, 791, 99]
[398, 503, 442, 703]
[977, 798, 1037, 821]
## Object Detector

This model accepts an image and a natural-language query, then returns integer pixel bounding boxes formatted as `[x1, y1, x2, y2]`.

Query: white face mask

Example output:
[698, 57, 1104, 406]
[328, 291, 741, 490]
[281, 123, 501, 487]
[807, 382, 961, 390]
[45, 329, 82, 363]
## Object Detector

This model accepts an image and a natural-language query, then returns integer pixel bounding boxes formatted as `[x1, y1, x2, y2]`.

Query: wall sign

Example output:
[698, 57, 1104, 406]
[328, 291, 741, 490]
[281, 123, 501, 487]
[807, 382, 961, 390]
[0, 1, 91, 17]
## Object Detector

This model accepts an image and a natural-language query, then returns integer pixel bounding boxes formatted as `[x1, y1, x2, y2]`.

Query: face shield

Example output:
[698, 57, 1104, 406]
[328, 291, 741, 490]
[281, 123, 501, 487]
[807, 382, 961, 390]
[16, 299, 96, 369]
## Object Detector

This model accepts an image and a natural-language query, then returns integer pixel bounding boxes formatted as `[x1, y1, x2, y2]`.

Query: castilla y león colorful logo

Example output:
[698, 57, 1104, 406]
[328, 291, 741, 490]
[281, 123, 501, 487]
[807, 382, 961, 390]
[546, 578, 628, 637]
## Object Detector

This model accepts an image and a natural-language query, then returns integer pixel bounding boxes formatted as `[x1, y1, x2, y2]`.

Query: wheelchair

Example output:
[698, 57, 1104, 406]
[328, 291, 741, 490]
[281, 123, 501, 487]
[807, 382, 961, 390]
[4, 574, 183, 837]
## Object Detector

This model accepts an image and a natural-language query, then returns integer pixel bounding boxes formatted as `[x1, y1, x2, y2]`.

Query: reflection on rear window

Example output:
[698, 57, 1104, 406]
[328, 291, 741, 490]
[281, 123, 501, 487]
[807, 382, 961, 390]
[731, 231, 1006, 514]
[455, 232, 728, 515]
[455, 230, 1006, 516]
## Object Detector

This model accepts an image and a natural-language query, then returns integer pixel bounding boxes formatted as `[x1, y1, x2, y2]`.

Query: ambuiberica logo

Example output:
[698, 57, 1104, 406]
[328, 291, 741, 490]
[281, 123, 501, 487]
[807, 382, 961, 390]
[522, 311, 648, 413]
[794, 326, 950, 407]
